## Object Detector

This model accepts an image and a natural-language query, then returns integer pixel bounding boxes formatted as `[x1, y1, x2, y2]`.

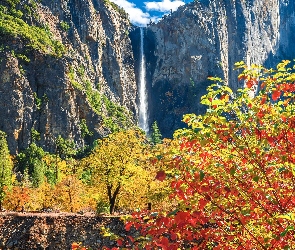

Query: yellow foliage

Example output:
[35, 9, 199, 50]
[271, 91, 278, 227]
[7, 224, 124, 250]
[3, 186, 30, 211]
[25, 181, 56, 211]
[80, 129, 170, 213]
[53, 175, 85, 212]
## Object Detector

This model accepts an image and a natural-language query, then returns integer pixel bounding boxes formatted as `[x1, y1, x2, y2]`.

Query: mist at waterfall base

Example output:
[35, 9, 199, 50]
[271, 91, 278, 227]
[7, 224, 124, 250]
[138, 28, 150, 134]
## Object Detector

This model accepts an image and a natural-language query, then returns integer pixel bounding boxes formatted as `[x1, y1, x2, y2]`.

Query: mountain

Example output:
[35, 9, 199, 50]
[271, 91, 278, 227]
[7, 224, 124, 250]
[1, 0, 295, 152]
[142, 0, 295, 137]
[0, 0, 137, 153]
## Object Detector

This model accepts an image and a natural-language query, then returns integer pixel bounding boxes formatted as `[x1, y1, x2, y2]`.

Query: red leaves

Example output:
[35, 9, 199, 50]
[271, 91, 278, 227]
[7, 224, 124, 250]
[180, 139, 198, 151]
[280, 83, 295, 93]
[272, 90, 281, 101]
[156, 217, 170, 227]
[257, 110, 265, 119]
[174, 211, 190, 225]
[246, 79, 256, 88]
[116, 239, 123, 246]
[200, 185, 210, 193]
[171, 180, 183, 189]
[155, 237, 169, 248]
[260, 95, 267, 104]
[125, 222, 133, 231]
[71, 243, 87, 250]
[118, 62, 295, 250]
[198, 198, 209, 210]
[71, 243, 80, 250]
[150, 157, 158, 165]
[127, 236, 134, 243]
[287, 131, 295, 144]
[220, 94, 229, 102]
[156, 170, 166, 181]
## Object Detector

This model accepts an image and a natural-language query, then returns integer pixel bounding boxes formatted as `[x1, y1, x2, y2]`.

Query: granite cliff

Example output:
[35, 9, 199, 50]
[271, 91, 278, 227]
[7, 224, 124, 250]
[141, 0, 295, 137]
[0, 0, 137, 154]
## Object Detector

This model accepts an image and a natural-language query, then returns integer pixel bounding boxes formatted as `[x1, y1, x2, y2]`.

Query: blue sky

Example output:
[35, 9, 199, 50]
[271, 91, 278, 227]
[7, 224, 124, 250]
[111, 0, 193, 26]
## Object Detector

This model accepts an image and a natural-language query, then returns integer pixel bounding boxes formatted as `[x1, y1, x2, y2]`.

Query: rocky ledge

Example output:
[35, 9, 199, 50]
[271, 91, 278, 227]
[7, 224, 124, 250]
[0, 212, 131, 249]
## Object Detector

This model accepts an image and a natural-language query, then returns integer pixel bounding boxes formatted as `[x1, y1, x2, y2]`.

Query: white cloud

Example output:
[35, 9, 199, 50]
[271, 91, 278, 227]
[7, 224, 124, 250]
[111, 0, 151, 26]
[144, 0, 185, 12]
[110, 0, 185, 26]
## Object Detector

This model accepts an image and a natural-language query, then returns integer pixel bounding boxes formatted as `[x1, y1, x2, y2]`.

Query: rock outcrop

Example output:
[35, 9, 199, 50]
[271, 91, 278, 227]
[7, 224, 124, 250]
[143, 0, 295, 137]
[0, 212, 133, 249]
[0, 0, 137, 154]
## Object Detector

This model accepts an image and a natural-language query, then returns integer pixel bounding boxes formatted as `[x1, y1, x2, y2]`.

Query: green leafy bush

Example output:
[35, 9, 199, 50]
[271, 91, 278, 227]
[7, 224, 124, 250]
[60, 21, 70, 32]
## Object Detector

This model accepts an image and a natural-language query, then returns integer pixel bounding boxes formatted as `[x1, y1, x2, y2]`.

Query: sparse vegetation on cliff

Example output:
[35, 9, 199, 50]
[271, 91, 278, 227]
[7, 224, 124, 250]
[0, 0, 65, 57]
[68, 66, 134, 133]
[103, 0, 129, 19]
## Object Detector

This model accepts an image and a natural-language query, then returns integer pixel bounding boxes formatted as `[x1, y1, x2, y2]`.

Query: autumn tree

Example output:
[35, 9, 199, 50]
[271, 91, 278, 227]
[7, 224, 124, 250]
[82, 128, 149, 214]
[0, 131, 13, 210]
[3, 185, 30, 212]
[54, 175, 85, 212]
[120, 61, 295, 249]
[26, 181, 55, 211]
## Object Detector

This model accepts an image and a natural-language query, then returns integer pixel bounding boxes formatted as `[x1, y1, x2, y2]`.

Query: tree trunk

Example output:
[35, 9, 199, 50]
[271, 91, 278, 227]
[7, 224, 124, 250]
[68, 189, 73, 212]
[107, 184, 121, 214]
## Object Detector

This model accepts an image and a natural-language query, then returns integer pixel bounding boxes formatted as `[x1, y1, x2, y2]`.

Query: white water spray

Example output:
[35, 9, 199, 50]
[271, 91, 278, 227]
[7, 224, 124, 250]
[138, 27, 149, 134]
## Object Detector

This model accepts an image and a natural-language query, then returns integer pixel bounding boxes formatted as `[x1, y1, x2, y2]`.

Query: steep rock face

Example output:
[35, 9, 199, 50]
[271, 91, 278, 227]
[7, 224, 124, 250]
[0, 0, 137, 153]
[145, 0, 295, 137]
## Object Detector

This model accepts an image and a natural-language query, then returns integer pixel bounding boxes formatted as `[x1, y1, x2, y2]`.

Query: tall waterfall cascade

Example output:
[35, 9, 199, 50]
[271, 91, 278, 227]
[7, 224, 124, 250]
[138, 27, 149, 134]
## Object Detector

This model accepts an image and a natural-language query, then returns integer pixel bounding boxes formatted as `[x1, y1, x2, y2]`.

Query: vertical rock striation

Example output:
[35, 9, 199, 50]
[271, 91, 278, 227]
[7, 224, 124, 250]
[145, 0, 295, 137]
[0, 0, 137, 153]
[1, 0, 295, 150]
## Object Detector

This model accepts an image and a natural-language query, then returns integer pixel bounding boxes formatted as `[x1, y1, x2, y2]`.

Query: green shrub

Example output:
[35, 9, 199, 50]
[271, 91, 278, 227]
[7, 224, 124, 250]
[80, 119, 93, 138]
[0, 10, 65, 57]
[60, 21, 70, 32]
[96, 200, 110, 214]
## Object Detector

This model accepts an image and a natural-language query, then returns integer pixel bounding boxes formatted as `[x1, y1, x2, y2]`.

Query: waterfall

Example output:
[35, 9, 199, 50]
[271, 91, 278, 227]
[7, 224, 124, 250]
[138, 27, 149, 134]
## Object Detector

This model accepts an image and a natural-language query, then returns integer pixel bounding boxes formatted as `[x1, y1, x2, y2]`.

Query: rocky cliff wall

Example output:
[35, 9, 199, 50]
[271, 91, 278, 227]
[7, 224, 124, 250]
[1, 0, 295, 150]
[145, 0, 295, 137]
[0, 0, 137, 154]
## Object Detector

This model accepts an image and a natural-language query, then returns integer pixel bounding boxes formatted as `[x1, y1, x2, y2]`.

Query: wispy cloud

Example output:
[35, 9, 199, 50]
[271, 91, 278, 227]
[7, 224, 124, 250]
[144, 0, 185, 12]
[111, 0, 185, 26]
[111, 0, 151, 26]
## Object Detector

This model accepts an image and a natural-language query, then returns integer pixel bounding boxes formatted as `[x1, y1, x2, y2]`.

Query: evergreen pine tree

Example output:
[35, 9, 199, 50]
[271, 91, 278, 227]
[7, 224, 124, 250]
[0, 131, 13, 210]
[16, 142, 46, 187]
[151, 121, 162, 144]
